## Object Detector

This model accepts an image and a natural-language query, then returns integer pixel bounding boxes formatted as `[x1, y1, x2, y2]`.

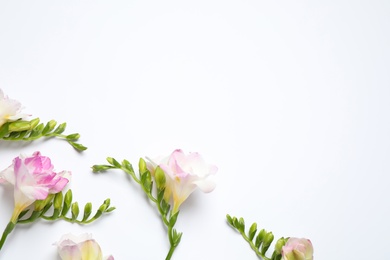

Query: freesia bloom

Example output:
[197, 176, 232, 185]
[0, 151, 70, 222]
[0, 89, 29, 127]
[282, 237, 314, 260]
[147, 149, 217, 213]
[56, 233, 114, 260]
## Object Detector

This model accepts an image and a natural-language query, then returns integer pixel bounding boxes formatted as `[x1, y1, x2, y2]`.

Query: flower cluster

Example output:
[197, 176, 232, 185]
[1, 89, 313, 259]
[0, 89, 87, 151]
[93, 149, 217, 259]
[0, 152, 115, 253]
[0, 151, 70, 222]
[226, 214, 313, 260]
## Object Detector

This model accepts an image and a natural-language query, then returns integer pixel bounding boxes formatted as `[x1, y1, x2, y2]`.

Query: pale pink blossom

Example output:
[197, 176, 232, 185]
[147, 149, 217, 213]
[0, 89, 29, 127]
[282, 237, 314, 260]
[56, 233, 114, 260]
[0, 151, 70, 222]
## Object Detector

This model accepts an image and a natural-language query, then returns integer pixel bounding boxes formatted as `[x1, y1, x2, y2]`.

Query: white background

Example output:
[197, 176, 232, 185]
[0, 0, 389, 259]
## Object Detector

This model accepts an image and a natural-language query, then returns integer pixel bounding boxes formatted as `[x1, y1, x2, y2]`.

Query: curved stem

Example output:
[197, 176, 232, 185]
[0, 222, 16, 251]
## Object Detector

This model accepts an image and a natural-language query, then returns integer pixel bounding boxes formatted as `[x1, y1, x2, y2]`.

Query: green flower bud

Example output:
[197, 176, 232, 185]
[29, 118, 40, 129]
[107, 157, 121, 168]
[53, 122, 66, 134]
[8, 121, 31, 132]
[248, 222, 257, 241]
[71, 202, 80, 220]
[82, 202, 93, 221]
[34, 194, 54, 211]
[274, 237, 287, 255]
[66, 133, 80, 141]
[139, 158, 147, 174]
[62, 189, 73, 216]
[154, 166, 166, 190]
[42, 120, 57, 135]
[255, 229, 267, 248]
[54, 192, 63, 210]
[261, 232, 274, 255]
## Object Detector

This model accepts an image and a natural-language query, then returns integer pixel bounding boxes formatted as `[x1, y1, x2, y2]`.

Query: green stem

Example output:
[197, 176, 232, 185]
[165, 225, 177, 260]
[0, 222, 16, 251]
[238, 230, 271, 260]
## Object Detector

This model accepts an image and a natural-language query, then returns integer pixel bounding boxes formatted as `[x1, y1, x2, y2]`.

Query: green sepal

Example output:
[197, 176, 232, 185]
[169, 211, 180, 227]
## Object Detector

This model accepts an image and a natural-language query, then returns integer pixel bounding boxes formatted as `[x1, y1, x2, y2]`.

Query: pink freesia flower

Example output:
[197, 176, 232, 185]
[147, 149, 217, 213]
[0, 89, 29, 127]
[56, 233, 114, 260]
[0, 151, 70, 222]
[282, 237, 314, 260]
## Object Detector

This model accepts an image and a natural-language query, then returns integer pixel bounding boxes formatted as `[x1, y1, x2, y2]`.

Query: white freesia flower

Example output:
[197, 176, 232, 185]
[147, 149, 217, 213]
[0, 89, 29, 127]
[56, 233, 114, 260]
